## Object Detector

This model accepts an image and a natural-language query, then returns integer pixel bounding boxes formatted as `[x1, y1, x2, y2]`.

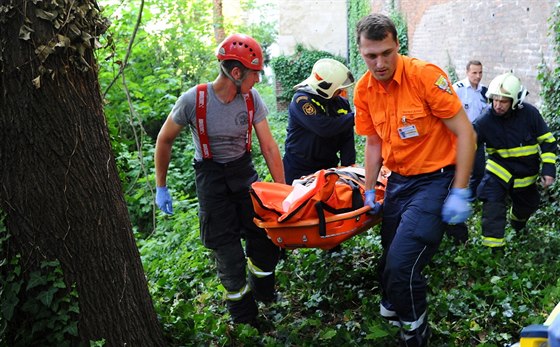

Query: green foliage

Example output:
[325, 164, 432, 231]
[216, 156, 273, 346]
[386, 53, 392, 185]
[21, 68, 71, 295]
[446, 51, 459, 84]
[270, 45, 347, 104]
[538, 2, 560, 136]
[537, 2, 560, 209]
[347, 0, 370, 78]
[97, 0, 216, 146]
[140, 195, 560, 346]
[389, 9, 409, 56]
[0, 216, 80, 346]
[93, 1, 560, 346]
[138, 198, 228, 345]
[223, 0, 278, 67]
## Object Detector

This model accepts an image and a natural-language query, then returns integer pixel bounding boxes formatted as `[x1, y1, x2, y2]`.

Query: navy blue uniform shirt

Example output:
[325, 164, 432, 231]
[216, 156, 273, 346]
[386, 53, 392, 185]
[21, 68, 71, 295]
[283, 90, 356, 183]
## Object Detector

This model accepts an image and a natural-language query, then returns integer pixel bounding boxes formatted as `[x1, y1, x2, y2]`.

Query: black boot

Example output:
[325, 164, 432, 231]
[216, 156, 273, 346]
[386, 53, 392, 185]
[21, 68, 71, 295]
[510, 219, 526, 232]
[249, 273, 277, 304]
[227, 292, 258, 325]
[445, 223, 468, 245]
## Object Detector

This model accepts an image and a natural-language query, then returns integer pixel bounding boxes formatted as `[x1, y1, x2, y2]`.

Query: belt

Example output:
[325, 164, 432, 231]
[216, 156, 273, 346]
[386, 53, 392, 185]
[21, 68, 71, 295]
[436, 165, 456, 173]
[393, 165, 456, 179]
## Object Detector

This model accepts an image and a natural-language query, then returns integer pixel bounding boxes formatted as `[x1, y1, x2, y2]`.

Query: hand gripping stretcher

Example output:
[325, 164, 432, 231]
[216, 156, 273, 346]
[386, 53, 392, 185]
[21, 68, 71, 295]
[249, 167, 388, 250]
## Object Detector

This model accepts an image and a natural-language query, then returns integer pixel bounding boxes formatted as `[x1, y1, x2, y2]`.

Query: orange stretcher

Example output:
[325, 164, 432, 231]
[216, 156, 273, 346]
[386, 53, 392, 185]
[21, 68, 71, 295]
[250, 167, 387, 250]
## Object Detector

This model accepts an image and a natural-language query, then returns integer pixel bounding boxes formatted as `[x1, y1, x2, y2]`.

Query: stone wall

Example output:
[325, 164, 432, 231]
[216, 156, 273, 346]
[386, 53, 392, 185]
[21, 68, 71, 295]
[273, 0, 556, 105]
[273, 0, 349, 59]
[370, 0, 556, 106]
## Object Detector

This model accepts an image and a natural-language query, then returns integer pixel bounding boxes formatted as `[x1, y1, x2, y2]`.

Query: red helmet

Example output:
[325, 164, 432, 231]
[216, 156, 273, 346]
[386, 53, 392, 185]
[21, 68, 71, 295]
[216, 34, 264, 71]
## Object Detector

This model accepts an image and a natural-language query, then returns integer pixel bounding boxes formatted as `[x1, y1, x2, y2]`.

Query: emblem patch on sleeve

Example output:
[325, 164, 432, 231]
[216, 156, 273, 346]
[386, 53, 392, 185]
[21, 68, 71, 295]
[435, 75, 453, 94]
[302, 103, 316, 115]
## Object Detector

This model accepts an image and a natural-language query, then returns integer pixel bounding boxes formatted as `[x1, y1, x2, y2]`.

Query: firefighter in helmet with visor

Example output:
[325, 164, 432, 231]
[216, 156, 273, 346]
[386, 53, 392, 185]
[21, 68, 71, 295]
[283, 58, 357, 184]
[473, 72, 557, 250]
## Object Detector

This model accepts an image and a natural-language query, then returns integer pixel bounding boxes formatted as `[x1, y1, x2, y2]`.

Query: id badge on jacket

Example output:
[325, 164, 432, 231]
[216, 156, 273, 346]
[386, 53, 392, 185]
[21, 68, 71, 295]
[398, 124, 419, 139]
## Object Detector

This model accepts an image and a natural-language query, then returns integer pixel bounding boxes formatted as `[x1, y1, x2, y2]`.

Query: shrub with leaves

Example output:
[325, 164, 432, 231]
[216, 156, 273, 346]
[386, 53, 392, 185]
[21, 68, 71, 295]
[0, 216, 80, 346]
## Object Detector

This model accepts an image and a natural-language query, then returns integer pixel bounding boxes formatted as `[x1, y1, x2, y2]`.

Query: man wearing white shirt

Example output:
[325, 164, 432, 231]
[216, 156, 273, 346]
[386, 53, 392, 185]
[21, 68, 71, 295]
[454, 61, 489, 123]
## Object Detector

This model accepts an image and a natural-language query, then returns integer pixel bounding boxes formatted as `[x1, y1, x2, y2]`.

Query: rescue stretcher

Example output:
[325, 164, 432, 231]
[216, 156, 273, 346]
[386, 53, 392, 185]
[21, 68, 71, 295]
[249, 167, 387, 250]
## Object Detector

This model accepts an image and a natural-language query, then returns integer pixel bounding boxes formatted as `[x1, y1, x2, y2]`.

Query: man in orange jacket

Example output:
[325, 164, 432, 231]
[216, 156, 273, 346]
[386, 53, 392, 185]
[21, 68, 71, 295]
[354, 14, 476, 346]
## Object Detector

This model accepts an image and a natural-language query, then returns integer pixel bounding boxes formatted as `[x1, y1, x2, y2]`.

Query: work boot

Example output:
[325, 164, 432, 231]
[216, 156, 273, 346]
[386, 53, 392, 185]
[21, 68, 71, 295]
[510, 219, 526, 232]
[491, 246, 505, 256]
[445, 223, 468, 245]
[399, 324, 431, 347]
[249, 273, 277, 304]
[227, 293, 258, 325]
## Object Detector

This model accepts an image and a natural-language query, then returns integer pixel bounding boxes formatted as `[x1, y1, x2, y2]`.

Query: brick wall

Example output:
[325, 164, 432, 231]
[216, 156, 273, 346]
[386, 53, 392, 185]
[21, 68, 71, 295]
[371, 0, 556, 106]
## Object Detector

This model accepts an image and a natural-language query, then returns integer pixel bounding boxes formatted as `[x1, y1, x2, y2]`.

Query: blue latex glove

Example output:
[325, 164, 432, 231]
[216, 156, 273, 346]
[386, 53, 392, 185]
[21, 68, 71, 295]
[365, 189, 382, 215]
[156, 186, 173, 215]
[442, 188, 472, 224]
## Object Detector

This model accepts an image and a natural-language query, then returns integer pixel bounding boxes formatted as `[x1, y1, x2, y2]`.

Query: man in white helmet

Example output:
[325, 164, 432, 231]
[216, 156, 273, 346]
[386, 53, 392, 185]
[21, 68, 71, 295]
[283, 58, 357, 184]
[473, 72, 557, 250]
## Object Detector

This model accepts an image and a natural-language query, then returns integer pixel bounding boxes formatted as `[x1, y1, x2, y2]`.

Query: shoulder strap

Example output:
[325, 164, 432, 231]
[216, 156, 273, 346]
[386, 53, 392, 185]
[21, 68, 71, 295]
[195, 85, 255, 159]
[196, 84, 212, 159]
[480, 86, 488, 102]
[244, 91, 254, 153]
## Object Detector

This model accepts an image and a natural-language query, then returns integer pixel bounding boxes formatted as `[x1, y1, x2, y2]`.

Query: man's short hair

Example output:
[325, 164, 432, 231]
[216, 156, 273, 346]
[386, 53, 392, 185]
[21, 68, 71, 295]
[220, 59, 248, 75]
[466, 60, 482, 71]
[356, 13, 398, 46]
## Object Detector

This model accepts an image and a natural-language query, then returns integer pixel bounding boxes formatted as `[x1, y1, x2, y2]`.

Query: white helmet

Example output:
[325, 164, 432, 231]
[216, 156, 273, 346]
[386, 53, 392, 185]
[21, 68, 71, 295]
[294, 58, 355, 99]
[485, 72, 528, 109]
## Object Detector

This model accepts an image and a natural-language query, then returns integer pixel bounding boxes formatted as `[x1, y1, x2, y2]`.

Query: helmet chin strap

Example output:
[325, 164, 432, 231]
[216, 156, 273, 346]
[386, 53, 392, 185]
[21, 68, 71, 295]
[220, 63, 245, 94]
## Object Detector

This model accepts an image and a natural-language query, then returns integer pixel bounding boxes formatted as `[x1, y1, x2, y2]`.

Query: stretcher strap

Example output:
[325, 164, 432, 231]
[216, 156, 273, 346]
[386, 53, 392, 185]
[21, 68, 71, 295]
[315, 202, 327, 237]
[314, 178, 363, 237]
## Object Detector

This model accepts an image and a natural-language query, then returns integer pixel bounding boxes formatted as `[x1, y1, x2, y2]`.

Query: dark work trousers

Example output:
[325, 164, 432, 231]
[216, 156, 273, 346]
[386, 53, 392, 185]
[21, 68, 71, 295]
[194, 153, 280, 323]
[469, 144, 486, 197]
[444, 145, 486, 245]
[379, 169, 453, 347]
[477, 173, 540, 247]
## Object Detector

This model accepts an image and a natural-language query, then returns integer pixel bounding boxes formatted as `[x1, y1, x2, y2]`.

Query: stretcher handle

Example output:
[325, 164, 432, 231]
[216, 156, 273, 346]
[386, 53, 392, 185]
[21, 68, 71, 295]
[254, 203, 382, 229]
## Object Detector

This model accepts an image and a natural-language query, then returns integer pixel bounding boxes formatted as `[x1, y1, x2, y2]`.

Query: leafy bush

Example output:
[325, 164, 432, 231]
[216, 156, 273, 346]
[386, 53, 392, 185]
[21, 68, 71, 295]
[0, 217, 80, 346]
[389, 9, 409, 56]
[347, 0, 370, 78]
[539, 2, 560, 136]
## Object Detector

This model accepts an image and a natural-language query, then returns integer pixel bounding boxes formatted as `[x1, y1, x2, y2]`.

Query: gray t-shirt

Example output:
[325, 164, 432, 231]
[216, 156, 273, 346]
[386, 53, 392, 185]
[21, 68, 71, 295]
[170, 83, 268, 163]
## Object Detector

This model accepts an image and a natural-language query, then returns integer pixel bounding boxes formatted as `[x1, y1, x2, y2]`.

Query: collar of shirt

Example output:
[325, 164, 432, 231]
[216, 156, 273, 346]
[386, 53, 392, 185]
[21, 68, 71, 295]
[367, 55, 404, 92]
[459, 78, 485, 92]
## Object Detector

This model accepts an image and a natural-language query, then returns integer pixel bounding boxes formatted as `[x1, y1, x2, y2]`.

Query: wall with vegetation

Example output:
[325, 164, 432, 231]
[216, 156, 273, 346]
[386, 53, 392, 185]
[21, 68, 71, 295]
[274, 0, 349, 59]
[371, 0, 556, 106]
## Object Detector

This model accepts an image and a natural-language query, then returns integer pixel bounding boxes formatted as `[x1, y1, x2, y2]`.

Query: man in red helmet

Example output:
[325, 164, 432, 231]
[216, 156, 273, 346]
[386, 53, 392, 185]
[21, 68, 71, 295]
[154, 34, 285, 327]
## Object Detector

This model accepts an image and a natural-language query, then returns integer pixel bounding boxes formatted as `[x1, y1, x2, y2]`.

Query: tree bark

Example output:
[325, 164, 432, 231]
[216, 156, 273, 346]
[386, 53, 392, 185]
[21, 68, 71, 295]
[0, 1, 165, 345]
[213, 0, 226, 43]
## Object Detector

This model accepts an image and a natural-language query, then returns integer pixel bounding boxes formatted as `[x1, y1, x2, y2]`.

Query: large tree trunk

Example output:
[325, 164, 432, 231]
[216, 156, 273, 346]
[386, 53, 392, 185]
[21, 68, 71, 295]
[0, 1, 165, 345]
